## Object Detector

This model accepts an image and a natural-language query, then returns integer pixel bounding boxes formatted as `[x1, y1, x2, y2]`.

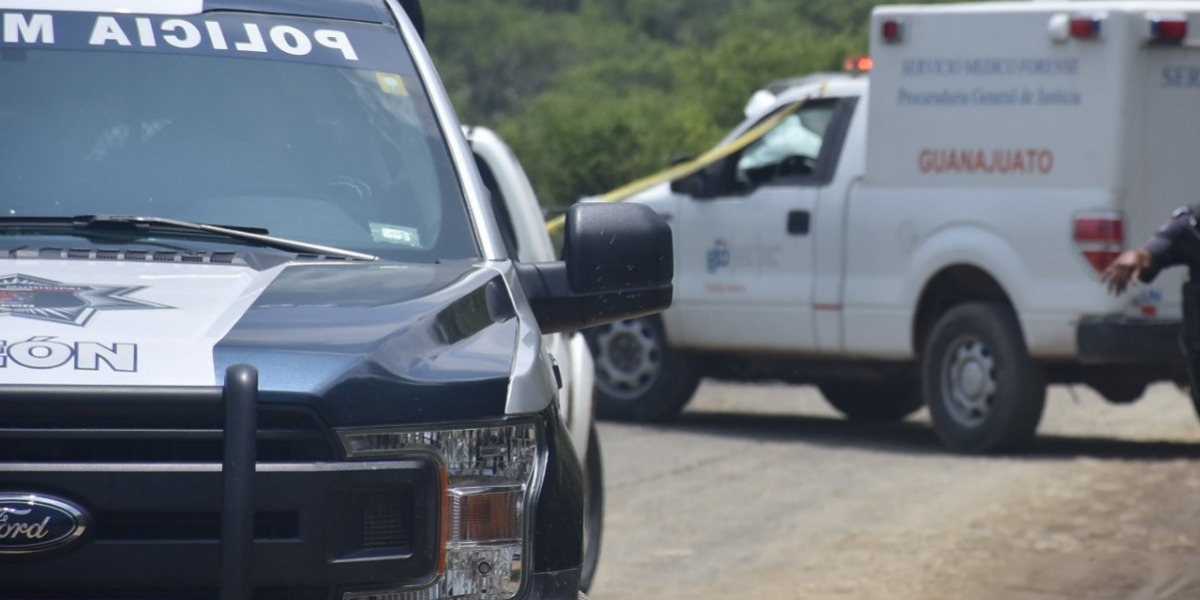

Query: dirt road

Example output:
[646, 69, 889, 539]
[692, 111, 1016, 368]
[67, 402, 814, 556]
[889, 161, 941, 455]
[587, 381, 1200, 599]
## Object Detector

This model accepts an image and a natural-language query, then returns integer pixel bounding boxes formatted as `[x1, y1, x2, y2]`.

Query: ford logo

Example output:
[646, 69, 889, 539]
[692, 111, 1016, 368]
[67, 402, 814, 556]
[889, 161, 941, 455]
[0, 493, 89, 555]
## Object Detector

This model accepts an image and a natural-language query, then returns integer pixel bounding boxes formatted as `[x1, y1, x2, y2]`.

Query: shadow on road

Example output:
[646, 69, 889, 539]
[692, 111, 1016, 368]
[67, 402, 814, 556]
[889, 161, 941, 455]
[629, 410, 1200, 461]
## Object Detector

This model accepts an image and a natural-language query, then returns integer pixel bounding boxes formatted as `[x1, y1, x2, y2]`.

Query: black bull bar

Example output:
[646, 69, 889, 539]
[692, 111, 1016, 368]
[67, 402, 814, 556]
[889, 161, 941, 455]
[221, 364, 258, 600]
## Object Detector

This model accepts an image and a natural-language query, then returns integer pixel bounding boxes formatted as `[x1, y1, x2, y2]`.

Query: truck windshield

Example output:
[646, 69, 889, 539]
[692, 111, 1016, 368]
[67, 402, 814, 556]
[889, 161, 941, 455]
[0, 11, 476, 262]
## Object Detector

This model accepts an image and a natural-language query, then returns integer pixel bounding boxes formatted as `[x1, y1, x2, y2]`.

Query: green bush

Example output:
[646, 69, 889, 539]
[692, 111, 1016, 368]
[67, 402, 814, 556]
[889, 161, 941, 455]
[425, 0, 935, 207]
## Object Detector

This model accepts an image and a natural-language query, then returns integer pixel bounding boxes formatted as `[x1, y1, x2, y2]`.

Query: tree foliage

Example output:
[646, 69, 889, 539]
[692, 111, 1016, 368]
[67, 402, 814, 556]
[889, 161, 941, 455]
[423, 0, 913, 207]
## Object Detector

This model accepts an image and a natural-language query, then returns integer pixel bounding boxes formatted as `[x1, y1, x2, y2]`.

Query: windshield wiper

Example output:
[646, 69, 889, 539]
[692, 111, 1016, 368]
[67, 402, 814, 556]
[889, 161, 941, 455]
[0, 215, 378, 261]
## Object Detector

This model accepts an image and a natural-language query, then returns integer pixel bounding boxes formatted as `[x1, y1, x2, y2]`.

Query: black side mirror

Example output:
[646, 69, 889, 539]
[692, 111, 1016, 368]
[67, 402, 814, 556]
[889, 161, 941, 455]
[670, 170, 709, 197]
[670, 157, 734, 198]
[517, 203, 673, 334]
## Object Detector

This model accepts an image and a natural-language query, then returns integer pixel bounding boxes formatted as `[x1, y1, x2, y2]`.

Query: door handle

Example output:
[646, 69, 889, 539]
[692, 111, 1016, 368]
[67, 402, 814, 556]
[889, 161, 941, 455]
[787, 210, 810, 235]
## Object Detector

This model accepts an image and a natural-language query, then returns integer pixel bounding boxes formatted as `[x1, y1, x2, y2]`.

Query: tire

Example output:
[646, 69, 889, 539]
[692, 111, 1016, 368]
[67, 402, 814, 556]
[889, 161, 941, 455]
[1192, 387, 1200, 424]
[586, 316, 701, 421]
[818, 377, 924, 422]
[922, 302, 1046, 453]
[579, 425, 604, 593]
[1184, 371, 1200, 423]
[1181, 345, 1200, 422]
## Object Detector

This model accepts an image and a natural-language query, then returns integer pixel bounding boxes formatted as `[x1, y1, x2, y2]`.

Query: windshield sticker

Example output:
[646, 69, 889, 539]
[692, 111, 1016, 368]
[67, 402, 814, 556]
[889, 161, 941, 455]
[370, 223, 421, 247]
[0, 274, 170, 326]
[0, 11, 406, 72]
[377, 72, 408, 96]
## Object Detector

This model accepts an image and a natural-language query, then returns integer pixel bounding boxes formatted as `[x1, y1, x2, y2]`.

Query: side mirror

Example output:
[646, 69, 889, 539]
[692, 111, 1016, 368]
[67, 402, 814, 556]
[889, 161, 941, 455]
[669, 170, 709, 197]
[517, 203, 673, 334]
[670, 157, 733, 198]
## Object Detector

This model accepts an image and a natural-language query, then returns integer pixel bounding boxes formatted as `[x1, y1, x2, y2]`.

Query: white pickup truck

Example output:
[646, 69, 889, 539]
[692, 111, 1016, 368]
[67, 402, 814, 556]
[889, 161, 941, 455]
[465, 125, 604, 592]
[588, 1, 1200, 452]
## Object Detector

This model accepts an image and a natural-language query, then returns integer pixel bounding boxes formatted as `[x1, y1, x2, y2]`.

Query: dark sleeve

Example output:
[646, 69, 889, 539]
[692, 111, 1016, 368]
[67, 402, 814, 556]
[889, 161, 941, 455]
[1138, 207, 1198, 282]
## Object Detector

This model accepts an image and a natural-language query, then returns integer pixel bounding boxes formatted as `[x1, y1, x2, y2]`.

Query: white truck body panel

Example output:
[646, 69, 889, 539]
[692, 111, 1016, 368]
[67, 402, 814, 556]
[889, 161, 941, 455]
[845, 185, 1123, 357]
[629, 1, 1200, 366]
[667, 80, 860, 353]
[847, 1, 1200, 357]
[674, 179, 820, 350]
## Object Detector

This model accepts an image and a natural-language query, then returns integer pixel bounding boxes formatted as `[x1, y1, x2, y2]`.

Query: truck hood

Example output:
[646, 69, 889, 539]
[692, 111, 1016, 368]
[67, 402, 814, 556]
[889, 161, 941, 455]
[0, 259, 519, 400]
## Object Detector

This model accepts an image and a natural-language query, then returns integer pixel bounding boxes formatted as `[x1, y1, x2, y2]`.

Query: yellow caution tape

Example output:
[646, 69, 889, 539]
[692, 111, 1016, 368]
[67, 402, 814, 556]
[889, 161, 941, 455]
[545, 98, 810, 234]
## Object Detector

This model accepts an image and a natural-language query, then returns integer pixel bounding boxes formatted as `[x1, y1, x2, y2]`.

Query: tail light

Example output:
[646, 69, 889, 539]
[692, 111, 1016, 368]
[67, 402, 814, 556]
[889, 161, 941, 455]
[1074, 212, 1124, 273]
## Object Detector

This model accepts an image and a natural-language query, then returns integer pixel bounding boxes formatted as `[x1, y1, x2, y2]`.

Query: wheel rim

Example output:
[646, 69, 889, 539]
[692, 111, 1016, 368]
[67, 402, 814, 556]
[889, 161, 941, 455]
[940, 336, 997, 428]
[592, 319, 662, 400]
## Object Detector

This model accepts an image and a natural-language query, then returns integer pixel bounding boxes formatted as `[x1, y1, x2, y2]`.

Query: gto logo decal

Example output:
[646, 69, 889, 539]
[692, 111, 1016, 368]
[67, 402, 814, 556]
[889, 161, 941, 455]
[0, 274, 170, 326]
[0, 494, 89, 555]
[706, 239, 731, 274]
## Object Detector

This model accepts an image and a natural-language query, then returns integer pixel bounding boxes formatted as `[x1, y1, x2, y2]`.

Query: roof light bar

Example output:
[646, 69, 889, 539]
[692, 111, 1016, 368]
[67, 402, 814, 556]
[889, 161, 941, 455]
[1069, 16, 1102, 39]
[1149, 15, 1188, 42]
[843, 56, 874, 74]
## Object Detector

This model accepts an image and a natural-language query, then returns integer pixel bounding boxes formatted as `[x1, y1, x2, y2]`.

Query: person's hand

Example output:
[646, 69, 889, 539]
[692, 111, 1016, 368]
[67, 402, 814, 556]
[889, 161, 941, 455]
[1101, 249, 1151, 295]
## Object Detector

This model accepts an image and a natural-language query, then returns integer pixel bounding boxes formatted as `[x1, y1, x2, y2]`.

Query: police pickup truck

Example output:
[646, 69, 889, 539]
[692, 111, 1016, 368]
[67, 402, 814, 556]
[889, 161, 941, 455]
[590, 1, 1200, 453]
[0, 1, 672, 599]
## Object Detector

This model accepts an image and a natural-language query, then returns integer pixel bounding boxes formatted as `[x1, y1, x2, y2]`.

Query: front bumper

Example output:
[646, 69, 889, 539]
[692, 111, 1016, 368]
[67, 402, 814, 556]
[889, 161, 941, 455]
[1, 462, 442, 588]
[1076, 315, 1184, 365]
[0, 365, 584, 600]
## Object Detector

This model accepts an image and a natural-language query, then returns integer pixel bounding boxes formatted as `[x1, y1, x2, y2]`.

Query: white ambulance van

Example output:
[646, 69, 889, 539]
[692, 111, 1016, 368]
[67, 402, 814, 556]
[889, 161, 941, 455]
[588, 1, 1200, 452]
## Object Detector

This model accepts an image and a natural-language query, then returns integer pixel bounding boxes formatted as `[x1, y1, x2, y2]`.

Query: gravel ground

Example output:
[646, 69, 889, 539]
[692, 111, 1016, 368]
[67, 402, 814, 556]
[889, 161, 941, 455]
[588, 381, 1200, 599]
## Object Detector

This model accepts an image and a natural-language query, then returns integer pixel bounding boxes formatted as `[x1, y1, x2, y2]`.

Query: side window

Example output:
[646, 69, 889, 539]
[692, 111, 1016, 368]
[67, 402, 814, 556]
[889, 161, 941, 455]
[734, 101, 837, 189]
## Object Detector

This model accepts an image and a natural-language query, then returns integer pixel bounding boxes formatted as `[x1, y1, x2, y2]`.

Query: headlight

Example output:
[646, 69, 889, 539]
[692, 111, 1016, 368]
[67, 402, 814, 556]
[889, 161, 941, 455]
[337, 421, 541, 600]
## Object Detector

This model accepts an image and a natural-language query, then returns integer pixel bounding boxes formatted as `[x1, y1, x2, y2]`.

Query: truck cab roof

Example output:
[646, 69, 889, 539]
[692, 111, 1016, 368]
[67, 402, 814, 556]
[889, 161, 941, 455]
[746, 74, 868, 119]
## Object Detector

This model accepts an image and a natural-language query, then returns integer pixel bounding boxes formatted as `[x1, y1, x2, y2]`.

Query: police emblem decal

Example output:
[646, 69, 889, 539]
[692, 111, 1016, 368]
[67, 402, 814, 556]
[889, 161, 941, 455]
[0, 274, 170, 326]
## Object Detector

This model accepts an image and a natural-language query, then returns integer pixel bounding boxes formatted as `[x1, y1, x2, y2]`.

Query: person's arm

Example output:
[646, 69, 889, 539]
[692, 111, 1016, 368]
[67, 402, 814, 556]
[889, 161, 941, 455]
[1102, 248, 1152, 294]
[1137, 208, 1197, 281]
[1102, 207, 1195, 294]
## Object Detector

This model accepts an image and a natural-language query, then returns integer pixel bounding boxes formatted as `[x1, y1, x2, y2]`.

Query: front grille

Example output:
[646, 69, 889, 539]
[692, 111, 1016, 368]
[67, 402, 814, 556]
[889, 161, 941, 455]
[362, 490, 415, 550]
[5, 247, 243, 266]
[0, 421, 330, 463]
[0, 386, 441, 593]
[0, 588, 329, 600]
[329, 487, 418, 561]
[0, 390, 335, 463]
[93, 511, 299, 541]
